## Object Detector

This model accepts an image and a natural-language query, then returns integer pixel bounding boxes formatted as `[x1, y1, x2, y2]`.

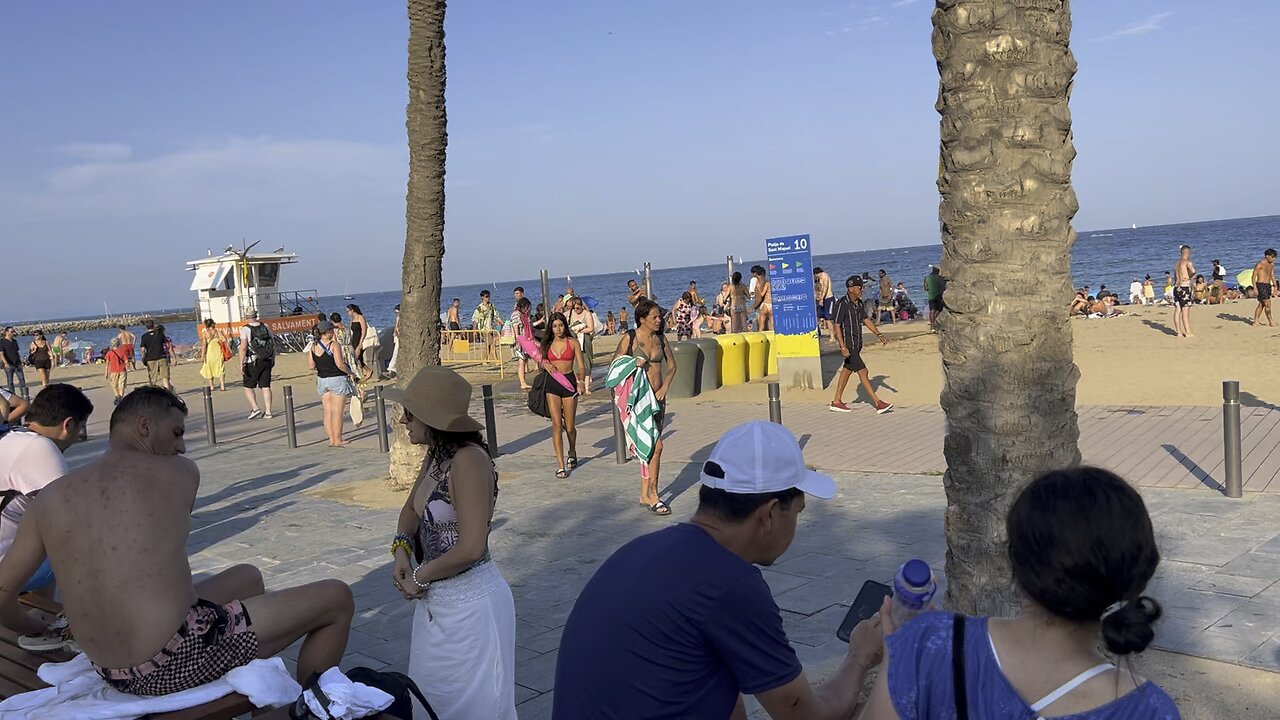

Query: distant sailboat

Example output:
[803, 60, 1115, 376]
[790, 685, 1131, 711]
[1131, 223, 1138, 229]
[343, 284, 353, 300]
[567, 275, 573, 284]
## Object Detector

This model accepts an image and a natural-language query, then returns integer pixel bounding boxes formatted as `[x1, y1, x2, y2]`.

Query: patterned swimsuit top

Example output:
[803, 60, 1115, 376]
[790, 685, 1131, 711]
[416, 444, 498, 571]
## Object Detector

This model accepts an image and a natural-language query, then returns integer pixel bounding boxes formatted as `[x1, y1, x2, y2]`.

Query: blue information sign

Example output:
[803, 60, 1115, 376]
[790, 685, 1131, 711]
[765, 234, 817, 339]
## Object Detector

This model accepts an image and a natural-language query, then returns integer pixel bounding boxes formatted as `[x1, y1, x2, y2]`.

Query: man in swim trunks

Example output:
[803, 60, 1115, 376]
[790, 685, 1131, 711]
[1253, 248, 1277, 327]
[813, 267, 835, 338]
[1172, 245, 1196, 338]
[0, 387, 354, 696]
[116, 325, 138, 370]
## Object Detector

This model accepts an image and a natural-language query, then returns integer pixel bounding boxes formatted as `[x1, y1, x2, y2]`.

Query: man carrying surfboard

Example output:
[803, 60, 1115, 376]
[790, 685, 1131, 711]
[1253, 248, 1277, 327]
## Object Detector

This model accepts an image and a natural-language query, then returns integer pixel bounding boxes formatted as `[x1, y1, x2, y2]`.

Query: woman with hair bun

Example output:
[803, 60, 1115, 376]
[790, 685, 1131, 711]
[857, 467, 1180, 719]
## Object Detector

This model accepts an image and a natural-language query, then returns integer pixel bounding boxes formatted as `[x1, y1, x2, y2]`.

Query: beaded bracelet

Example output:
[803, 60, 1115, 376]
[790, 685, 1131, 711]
[390, 532, 413, 557]
[410, 564, 431, 589]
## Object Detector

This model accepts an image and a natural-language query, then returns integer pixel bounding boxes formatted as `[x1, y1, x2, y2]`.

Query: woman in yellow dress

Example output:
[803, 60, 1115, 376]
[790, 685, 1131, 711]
[198, 318, 227, 391]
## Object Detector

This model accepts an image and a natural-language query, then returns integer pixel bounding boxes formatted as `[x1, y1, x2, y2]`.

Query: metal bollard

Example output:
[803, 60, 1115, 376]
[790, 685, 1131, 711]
[374, 385, 389, 453]
[1223, 380, 1243, 498]
[283, 386, 298, 449]
[202, 386, 217, 445]
[611, 395, 628, 464]
[768, 382, 783, 424]
[481, 384, 499, 458]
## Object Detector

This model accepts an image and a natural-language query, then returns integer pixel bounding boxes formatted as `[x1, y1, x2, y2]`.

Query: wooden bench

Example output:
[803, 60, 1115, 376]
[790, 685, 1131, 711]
[0, 595, 286, 719]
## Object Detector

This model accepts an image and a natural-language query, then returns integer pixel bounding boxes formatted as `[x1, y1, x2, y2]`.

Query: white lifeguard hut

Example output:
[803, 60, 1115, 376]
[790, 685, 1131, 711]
[187, 242, 319, 340]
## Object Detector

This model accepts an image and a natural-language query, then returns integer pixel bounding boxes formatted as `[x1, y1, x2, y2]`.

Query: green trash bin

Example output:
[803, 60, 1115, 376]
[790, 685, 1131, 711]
[667, 341, 700, 399]
[691, 338, 721, 394]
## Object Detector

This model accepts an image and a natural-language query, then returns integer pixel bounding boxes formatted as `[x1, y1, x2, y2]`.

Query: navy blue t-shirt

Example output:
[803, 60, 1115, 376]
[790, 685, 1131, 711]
[553, 524, 802, 719]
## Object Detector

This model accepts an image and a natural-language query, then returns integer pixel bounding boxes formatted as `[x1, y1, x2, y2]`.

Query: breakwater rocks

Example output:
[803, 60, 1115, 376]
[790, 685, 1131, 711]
[10, 312, 196, 336]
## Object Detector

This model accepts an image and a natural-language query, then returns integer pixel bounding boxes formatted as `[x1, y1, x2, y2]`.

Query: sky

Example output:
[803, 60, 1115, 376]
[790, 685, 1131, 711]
[2, 0, 1277, 320]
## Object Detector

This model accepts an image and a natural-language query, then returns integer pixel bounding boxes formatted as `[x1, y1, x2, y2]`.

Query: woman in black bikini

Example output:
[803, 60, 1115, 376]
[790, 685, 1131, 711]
[27, 332, 53, 387]
[540, 312, 586, 478]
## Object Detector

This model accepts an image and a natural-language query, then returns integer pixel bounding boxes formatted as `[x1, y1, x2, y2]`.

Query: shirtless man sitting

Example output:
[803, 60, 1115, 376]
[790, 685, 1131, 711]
[0, 386, 354, 696]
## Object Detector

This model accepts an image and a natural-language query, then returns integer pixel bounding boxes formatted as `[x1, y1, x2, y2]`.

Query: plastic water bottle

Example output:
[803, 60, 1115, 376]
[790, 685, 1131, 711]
[891, 559, 937, 626]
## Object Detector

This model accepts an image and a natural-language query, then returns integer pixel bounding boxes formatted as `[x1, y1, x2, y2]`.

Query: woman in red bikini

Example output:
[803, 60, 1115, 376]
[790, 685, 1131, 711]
[540, 312, 586, 478]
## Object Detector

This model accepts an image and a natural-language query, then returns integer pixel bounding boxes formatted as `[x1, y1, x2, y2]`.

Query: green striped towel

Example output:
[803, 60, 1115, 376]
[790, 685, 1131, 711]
[605, 355, 658, 463]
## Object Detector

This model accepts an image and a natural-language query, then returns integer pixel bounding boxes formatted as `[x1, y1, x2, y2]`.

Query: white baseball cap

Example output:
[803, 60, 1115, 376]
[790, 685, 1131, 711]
[699, 421, 836, 499]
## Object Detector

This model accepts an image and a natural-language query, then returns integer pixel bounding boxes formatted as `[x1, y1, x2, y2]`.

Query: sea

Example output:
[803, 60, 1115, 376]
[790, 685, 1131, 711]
[9, 215, 1277, 356]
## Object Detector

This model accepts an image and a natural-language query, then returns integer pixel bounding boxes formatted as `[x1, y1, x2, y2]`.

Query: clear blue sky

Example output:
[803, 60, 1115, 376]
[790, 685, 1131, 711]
[2, 1, 1276, 319]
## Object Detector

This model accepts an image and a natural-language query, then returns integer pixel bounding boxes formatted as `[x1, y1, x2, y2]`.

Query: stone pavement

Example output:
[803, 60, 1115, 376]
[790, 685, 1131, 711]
[50, 379, 1280, 716]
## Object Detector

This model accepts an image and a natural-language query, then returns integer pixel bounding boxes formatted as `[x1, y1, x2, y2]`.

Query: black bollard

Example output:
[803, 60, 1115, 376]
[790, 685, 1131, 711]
[375, 385, 389, 453]
[482, 384, 499, 458]
[768, 382, 783, 424]
[1223, 380, 1242, 498]
[202, 386, 217, 445]
[612, 395, 628, 464]
[283, 386, 298, 449]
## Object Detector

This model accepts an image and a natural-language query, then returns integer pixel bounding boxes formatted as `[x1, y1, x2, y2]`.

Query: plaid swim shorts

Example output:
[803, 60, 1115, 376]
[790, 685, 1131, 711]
[93, 598, 259, 696]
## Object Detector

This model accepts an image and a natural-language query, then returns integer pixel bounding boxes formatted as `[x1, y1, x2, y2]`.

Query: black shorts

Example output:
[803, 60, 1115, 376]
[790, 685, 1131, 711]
[1259, 283, 1273, 302]
[1173, 286, 1193, 308]
[242, 360, 273, 389]
[447, 321, 461, 331]
[842, 351, 867, 374]
[545, 372, 578, 399]
[928, 297, 944, 312]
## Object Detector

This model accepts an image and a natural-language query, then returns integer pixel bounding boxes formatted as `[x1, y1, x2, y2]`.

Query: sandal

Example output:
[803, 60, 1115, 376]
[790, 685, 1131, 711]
[646, 500, 671, 516]
[555, 468, 570, 479]
[567, 455, 578, 470]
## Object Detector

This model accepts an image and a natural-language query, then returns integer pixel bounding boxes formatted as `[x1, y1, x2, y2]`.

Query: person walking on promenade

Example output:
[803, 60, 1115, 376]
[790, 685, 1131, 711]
[0, 328, 26, 397]
[510, 297, 535, 391]
[329, 312, 359, 374]
[830, 276, 892, 414]
[115, 325, 138, 370]
[139, 320, 170, 390]
[541, 312, 586, 478]
[857, 467, 1180, 719]
[238, 311, 274, 419]
[27, 333, 52, 388]
[345, 304, 381, 381]
[611, 299, 677, 515]
[307, 321, 352, 447]
[729, 271, 750, 333]
[924, 265, 945, 333]
[751, 265, 773, 331]
[555, 420, 882, 719]
[1252, 248, 1276, 327]
[104, 338, 129, 405]
[197, 319, 228, 392]
[387, 367, 517, 719]
[567, 297, 596, 380]
[1172, 245, 1196, 338]
[387, 304, 401, 378]
[470, 291, 503, 362]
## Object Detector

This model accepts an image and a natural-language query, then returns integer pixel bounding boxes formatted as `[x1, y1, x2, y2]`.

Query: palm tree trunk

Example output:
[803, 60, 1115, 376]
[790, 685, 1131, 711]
[933, 0, 1082, 615]
[391, 0, 448, 489]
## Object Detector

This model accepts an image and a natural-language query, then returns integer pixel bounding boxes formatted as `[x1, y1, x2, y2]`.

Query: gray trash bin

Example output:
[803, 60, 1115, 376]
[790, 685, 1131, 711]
[667, 341, 700, 399]
[691, 338, 721, 394]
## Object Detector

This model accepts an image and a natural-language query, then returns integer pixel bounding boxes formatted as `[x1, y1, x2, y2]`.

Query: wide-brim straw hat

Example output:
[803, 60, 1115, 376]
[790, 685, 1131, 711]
[382, 365, 483, 433]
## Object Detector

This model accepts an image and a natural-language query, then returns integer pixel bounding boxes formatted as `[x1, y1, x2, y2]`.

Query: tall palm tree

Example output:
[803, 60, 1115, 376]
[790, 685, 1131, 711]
[933, 0, 1082, 614]
[391, 0, 448, 489]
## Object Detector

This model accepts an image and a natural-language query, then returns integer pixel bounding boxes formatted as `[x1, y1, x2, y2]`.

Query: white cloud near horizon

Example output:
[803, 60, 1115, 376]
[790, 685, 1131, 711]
[890, 0, 920, 8]
[57, 142, 133, 162]
[1106, 12, 1172, 39]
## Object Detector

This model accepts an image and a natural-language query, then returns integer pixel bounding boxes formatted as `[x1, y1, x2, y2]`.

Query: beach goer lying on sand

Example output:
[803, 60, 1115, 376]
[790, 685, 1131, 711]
[0, 387, 354, 695]
[1088, 296, 1125, 317]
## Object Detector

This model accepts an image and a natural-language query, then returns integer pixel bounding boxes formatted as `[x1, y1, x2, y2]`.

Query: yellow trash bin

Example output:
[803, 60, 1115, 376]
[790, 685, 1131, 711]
[764, 331, 778, 376]
[715, 334, 749, 386]
[744, 332, 767, 380]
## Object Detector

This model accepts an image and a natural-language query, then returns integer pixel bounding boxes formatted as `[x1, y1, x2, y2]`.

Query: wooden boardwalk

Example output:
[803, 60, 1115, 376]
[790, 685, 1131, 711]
[488, 398, 1280, 494]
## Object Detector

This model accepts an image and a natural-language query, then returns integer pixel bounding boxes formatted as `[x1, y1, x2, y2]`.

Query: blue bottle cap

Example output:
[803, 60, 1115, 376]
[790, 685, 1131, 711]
[901, 559, 932, 587]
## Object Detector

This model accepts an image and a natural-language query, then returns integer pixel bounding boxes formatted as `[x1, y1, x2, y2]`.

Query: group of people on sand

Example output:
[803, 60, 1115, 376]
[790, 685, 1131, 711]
[1073, 246, 1277, 337]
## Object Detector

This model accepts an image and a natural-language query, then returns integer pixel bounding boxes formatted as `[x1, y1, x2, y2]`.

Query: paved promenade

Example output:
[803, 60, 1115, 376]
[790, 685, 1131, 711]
[53, 378, 1280, 717]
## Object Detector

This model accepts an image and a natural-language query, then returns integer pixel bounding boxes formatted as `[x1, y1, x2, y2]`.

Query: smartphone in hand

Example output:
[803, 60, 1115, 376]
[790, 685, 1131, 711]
[837, 580, 893, 642]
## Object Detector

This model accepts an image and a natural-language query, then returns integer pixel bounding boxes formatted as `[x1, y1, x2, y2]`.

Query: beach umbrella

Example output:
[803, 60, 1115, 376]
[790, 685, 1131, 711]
[580, 296, 599, 310]
[1237, 269, 1254, 288]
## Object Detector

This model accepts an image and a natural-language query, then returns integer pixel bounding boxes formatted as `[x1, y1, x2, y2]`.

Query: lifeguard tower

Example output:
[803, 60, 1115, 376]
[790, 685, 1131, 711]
[187, 242, 320, 345]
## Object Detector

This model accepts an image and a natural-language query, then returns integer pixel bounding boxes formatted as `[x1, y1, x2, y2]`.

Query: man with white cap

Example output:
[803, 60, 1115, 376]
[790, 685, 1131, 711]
[554, 420, 884, 719]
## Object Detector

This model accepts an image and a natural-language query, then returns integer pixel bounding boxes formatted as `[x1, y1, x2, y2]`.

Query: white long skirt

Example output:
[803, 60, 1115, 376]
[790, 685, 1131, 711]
[407, 561, 517, 720]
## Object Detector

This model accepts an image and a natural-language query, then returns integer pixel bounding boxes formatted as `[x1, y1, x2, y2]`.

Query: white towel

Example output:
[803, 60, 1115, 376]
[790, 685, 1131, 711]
[0, 653, 301, 720]
[301, 667, 394, 720]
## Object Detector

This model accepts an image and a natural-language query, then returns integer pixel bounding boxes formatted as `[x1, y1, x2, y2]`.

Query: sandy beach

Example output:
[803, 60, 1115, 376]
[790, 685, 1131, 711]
[18, 298, 1277, 410]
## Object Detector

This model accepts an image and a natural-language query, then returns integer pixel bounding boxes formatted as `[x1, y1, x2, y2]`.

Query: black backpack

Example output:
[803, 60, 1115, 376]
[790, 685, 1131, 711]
[290, 668, 439, 720]
[248, 323, 275, 363]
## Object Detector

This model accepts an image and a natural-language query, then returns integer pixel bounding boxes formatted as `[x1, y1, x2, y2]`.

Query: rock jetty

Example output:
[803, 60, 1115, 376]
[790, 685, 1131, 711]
[10, 312, 196, 336]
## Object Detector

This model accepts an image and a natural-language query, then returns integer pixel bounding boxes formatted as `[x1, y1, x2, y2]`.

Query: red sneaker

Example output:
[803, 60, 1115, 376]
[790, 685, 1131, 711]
[875, 400, 894, 414]
[829, 401, 852, 413]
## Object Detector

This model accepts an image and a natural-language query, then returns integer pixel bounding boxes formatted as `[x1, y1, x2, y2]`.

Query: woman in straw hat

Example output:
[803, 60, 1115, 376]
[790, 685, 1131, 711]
[384, 366, 516, 719]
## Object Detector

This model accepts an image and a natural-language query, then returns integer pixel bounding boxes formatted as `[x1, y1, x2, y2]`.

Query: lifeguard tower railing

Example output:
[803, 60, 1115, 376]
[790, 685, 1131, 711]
[195, 289, 322, 354]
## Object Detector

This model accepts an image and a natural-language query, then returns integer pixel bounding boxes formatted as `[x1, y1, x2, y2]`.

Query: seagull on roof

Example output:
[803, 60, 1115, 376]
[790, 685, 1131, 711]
[273, 246, 285, 253]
